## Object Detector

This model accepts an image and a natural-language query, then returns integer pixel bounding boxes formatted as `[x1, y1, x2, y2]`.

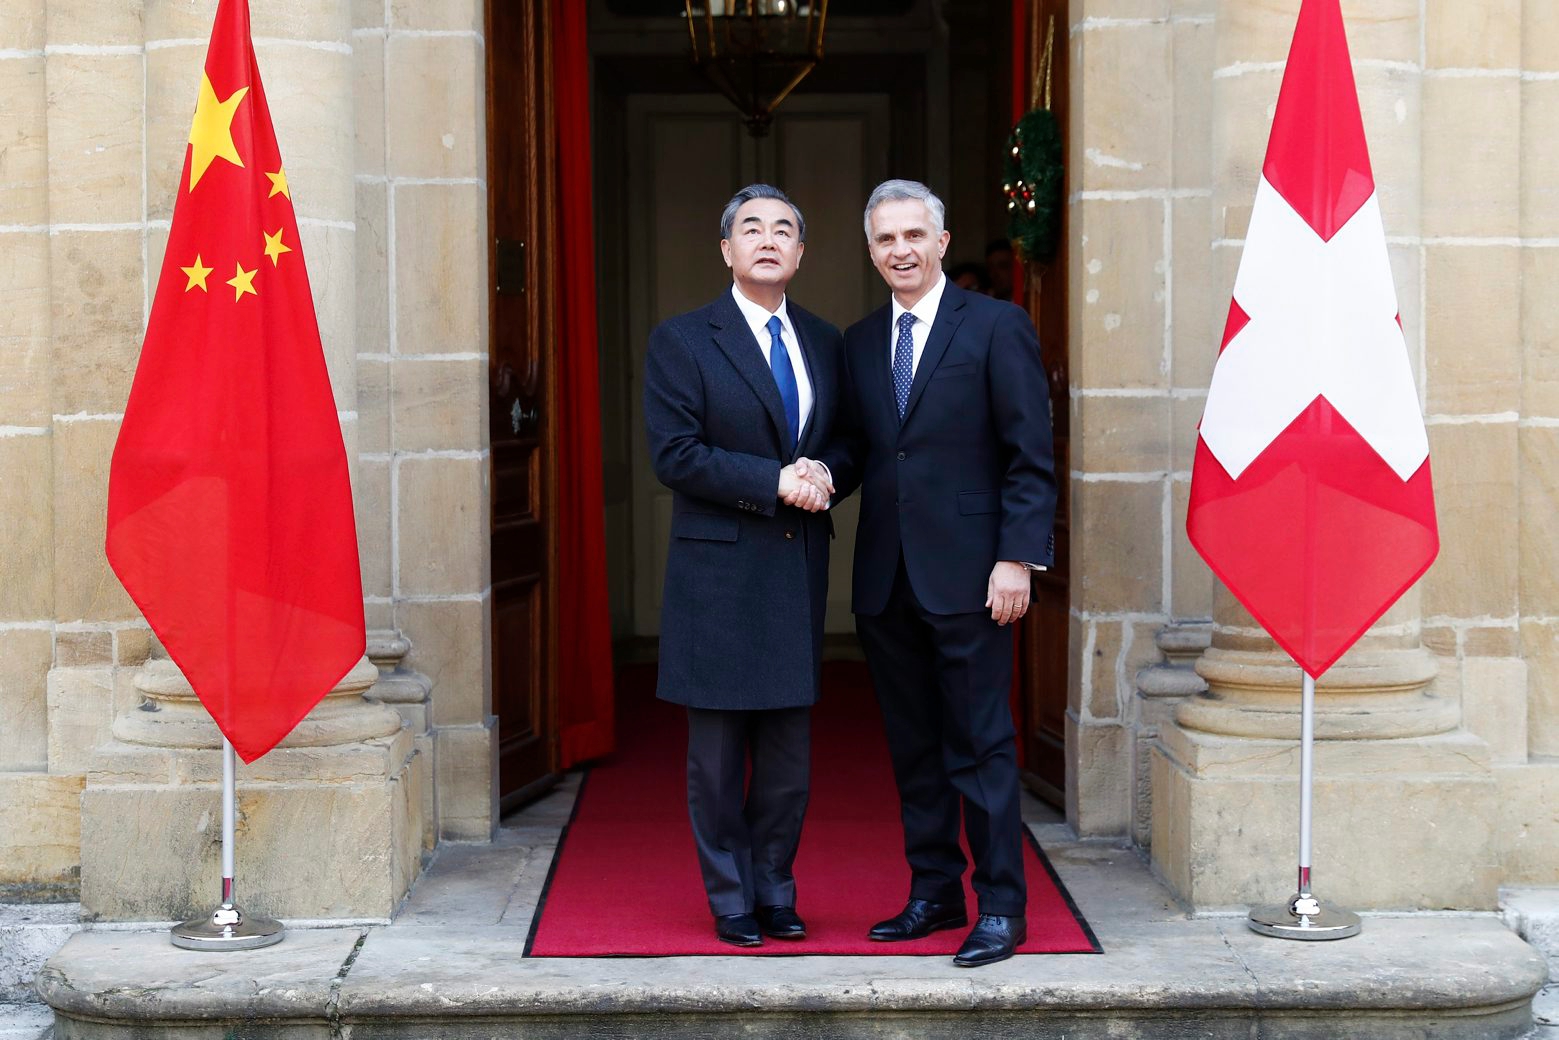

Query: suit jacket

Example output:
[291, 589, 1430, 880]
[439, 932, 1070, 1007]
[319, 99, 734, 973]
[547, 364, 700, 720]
[644, 290, 843, 711]
[821, 282, 1057, 617]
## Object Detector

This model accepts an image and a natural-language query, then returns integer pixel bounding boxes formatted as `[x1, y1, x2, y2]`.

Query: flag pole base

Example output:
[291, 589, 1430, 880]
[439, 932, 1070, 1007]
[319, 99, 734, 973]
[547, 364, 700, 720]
[170, 903, 284, 952]
[1248, 894, 1361, 941]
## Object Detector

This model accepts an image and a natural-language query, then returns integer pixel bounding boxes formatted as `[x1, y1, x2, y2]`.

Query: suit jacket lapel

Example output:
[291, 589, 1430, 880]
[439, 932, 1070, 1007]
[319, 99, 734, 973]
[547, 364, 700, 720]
[709, 292, 790, 458]
[794, 314, 826, 458]
[900, 284, 967, 425]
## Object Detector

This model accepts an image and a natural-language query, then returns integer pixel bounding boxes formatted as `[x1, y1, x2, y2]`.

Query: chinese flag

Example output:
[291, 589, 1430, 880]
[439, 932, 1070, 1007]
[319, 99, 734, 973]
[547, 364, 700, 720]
[106, 0, 364, 762]
[1186, 0, 1437, 678]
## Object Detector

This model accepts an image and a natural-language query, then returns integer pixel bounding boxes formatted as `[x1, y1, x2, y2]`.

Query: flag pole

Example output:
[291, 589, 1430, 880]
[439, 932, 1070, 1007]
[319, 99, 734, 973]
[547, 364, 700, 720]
[1247, 671, 1361, 940]
[170, 738, 285, 951]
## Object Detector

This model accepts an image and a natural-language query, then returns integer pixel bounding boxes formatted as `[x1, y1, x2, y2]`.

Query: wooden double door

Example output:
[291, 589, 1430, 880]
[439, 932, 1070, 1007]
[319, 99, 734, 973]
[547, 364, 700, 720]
[487, 0, 558, 806]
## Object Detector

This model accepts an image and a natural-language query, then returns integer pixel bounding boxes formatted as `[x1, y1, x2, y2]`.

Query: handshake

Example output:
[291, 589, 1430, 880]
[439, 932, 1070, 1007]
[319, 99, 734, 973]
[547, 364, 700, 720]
[777, 458, 834, 513]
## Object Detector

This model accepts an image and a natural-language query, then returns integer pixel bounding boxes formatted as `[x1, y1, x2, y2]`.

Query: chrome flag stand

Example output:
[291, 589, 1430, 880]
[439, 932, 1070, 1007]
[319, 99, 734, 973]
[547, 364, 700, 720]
[170, 738, 284, 951]
[1247, 673, 1361, 941]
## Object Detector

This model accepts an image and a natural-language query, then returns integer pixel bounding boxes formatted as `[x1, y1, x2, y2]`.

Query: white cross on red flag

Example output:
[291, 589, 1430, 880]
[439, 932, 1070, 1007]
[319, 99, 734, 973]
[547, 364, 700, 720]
[1187, 0, 1437, 679]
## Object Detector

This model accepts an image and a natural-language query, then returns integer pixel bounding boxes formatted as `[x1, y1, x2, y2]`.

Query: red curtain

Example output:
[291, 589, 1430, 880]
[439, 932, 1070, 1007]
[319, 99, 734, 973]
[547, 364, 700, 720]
[553, 0, 615, 767]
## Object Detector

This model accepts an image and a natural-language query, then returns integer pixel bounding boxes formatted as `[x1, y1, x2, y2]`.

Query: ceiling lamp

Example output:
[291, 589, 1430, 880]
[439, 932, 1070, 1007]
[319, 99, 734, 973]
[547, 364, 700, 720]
[683, 1, 830, 137]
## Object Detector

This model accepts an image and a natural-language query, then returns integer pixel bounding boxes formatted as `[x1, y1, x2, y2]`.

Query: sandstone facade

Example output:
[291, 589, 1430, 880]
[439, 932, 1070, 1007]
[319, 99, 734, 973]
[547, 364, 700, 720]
[0, 0, 1552, 917]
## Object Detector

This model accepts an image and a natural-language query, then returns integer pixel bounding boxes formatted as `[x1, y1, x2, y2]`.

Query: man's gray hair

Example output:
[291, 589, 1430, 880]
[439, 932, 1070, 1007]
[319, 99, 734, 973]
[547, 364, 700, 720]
[863, 179, 946, 240]
[720, 184, 806, 243]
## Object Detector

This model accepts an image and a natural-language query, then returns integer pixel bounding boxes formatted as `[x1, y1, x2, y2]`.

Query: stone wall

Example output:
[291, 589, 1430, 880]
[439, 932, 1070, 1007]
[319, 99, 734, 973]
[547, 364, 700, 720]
[1072, 0, 1559, 904]
[1064, 0, 1217, 838]
[0, 0, 492, 906]
[350, 0, 494, 841]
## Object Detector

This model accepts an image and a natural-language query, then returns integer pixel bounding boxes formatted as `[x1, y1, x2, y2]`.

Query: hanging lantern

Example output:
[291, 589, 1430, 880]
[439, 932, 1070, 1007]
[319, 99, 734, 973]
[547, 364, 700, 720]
[683, 1, 830, 138]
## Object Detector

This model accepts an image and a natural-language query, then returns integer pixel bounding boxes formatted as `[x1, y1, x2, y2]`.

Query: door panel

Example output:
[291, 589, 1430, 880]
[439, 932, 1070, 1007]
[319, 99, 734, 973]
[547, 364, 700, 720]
[488, 0, 557, 803]
[624, 94, 891, 639]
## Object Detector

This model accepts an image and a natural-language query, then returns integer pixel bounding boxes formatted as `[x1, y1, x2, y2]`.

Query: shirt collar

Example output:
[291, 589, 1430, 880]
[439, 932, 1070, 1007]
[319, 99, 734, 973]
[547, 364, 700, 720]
[731, 283, 792, 342]
[890, 272, 948, 332]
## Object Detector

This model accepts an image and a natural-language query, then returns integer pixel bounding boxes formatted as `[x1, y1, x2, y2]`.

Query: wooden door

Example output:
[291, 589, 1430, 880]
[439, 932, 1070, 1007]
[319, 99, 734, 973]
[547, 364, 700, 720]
[1016, 0, 1070, 804]
[488, 0, 559, 806]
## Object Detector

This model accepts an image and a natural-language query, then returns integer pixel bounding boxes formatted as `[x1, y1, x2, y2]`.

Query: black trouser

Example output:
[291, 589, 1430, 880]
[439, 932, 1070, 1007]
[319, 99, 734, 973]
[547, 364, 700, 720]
[855, 559, 1026, 918]
[685, 705, 811, 917]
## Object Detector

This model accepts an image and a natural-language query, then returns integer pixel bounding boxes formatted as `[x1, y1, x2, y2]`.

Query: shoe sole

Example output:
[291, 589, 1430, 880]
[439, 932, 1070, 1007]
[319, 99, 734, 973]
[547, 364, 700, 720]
[867, 918, 969, 942]
[762, 930, 807, 940]
[717, 936, 764, 947]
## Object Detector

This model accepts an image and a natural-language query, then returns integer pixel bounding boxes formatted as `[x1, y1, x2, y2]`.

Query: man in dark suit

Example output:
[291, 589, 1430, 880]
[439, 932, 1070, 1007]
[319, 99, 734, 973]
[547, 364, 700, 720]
[643, 184, 840, 948]
[814, 179, 1057, 967]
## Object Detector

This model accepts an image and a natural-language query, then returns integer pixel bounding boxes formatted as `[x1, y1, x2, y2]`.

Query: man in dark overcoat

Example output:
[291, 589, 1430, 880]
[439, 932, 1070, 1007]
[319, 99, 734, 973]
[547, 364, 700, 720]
[643, 183, 840, 947]
[814, 179, 1058, 967]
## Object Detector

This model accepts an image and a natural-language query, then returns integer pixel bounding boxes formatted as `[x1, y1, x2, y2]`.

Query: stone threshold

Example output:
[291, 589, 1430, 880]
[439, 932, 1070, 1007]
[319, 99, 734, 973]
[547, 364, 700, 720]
[31, 777, 1554, 1039]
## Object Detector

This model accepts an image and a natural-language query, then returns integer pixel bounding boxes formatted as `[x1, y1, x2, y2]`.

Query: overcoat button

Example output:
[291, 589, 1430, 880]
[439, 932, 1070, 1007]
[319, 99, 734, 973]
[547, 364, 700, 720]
[896, 451, 906, 461]
[785, 531, 795, 540]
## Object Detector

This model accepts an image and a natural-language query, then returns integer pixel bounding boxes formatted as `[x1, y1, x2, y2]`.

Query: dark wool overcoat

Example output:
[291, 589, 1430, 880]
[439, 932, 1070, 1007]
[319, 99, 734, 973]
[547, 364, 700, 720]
[643, 290, 843, 711]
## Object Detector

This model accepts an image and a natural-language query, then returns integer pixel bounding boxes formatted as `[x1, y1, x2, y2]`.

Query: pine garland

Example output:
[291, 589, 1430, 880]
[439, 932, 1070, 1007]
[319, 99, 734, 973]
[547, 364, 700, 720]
[1002, 108, 1064, 265]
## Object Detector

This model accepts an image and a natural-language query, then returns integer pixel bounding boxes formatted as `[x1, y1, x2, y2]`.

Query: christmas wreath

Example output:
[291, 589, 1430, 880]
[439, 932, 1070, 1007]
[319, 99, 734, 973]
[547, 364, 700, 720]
[1003, 108, 1064, 265]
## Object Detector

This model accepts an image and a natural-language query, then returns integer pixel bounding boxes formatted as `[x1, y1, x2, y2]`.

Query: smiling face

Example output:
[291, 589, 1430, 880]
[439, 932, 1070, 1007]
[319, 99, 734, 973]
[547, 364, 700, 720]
[720, 197, 804, 298]
[867, 198, 951, 306]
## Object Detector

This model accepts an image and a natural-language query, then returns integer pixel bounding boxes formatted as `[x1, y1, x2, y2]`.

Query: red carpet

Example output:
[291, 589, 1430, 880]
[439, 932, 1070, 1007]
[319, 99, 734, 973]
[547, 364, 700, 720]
[524, 662, 1099, 957]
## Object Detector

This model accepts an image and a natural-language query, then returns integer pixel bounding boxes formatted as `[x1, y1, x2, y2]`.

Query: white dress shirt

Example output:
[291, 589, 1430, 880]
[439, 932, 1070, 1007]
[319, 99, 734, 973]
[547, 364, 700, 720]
[887, 272, 948, 376]
[732, 284, 813, 434]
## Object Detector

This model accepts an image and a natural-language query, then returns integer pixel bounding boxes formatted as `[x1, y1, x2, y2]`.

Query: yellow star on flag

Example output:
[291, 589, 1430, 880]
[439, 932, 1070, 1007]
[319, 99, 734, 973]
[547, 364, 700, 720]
[187, 73, 249, 192]
[180, 254, 213, 292]
[265, 167, 290, 199]
[262, 228, 292, 266]
[226, 262, 258, 301]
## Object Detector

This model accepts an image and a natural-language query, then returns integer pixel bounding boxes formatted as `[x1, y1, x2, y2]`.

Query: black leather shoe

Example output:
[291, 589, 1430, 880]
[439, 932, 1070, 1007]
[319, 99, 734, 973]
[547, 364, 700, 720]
[714, 913, 763, 947]
[953, 914, 1027, 967]
[755, 905, 807, 940]
[868, 899, 968, 942]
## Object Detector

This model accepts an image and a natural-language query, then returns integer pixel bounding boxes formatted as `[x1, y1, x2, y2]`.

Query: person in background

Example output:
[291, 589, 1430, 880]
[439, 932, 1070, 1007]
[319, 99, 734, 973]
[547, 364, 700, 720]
[985, 238, 1015, 301]
[947, 261, 988, 294]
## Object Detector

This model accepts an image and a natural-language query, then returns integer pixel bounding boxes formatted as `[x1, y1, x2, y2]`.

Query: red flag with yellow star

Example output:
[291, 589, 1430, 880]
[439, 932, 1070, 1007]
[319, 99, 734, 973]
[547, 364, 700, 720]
[107, 0, 364, 763]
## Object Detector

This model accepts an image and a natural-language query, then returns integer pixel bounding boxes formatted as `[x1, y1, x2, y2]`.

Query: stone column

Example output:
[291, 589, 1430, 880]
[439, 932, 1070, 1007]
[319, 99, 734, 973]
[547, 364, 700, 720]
[1130, 624, 1211, 848]
[364, 629, 436, 855]
[1149, 0, 1498, 912]
[1503, 0, 1559, 885]
[80, 641, 421, 921]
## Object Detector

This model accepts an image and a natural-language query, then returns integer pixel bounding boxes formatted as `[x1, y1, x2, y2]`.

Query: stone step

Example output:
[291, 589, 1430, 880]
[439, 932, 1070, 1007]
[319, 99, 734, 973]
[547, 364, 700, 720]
[35, 916, 1548, 1040]
[0, 1003, 52, 1040]
[0, 905, 77, 1005]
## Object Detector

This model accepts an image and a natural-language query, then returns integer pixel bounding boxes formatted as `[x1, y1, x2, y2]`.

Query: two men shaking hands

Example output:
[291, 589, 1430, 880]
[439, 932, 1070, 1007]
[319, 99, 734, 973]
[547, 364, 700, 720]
[644, 179, 1058, 967]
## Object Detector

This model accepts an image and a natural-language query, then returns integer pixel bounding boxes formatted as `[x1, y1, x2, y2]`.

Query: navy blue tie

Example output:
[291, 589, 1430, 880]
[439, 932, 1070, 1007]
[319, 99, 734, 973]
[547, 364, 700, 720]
[767, 315, 800, 452]
[892, 311, 916, 420]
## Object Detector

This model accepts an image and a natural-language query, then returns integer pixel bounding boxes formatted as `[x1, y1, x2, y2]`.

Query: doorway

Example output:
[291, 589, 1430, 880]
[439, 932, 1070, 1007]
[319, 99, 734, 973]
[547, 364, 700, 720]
[484, 0, 1071, 808]
[598, 93, 891, 642]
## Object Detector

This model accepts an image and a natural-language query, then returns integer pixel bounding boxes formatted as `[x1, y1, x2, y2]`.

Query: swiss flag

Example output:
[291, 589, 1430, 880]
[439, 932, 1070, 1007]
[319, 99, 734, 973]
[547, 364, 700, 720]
[106, 0, 365, 762]
[1186, 0, 1437, 679]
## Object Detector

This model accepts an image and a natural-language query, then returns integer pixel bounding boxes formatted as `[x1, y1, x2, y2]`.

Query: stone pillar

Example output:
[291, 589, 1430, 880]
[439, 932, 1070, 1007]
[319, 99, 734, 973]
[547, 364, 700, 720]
[1154, 587, 1497, 910]
[0, 0, 85, 899]
[1130, 624, 1211, 848]
[1149, 1, 1498, 912]
[364, 629, 436, 855]
[79, 642, 422, 921]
